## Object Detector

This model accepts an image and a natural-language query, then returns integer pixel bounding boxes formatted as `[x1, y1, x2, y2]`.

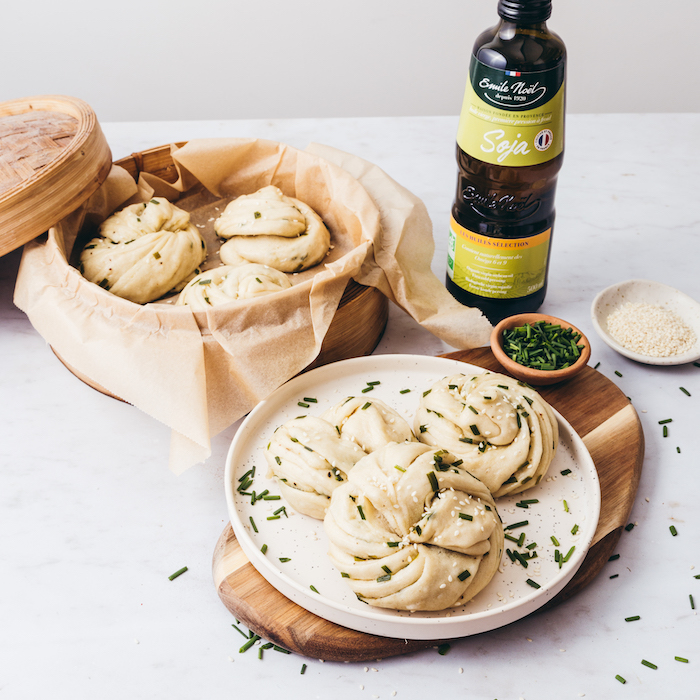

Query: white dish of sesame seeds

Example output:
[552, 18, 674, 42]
[224, 354, 601, 640]
[591, 279, 700, 365]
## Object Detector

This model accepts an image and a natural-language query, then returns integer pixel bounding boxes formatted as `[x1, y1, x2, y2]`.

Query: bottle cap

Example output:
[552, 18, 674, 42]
[497, 0, 552, 23]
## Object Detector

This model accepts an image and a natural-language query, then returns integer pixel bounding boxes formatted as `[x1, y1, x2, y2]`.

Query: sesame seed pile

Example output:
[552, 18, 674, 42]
[606, 302, 696, 357]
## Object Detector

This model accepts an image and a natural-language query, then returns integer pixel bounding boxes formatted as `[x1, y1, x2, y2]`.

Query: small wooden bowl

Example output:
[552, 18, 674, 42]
[490, 313, 591, 386]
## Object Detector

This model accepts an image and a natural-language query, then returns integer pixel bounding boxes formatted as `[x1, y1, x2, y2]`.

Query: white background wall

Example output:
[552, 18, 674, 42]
[2, 0, 698, 122]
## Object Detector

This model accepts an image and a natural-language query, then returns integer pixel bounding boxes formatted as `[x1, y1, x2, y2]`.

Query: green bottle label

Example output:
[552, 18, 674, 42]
[447, 215, 551, 299]
[457, 58, 565, 167]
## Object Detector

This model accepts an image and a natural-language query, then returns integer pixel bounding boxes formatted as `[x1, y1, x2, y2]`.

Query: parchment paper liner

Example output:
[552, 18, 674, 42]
[14, 138, 491, 473]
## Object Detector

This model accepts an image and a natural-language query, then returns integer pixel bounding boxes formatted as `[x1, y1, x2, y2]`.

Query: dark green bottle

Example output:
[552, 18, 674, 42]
[446, 0, 566, 323]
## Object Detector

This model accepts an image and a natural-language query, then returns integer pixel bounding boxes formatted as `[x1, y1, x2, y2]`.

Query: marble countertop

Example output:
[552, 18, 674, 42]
[2, 114, 699, 699]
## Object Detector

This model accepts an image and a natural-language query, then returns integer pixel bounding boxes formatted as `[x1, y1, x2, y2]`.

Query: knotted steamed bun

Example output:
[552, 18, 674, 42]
[265, 416, 367, 520]
[80, 197, 206, 304]
[176, 263, 291, 310]
[324, 442, 503, 611]
[415, 373, 558, 498]
[321, 397, 416, 454]
[265, 398, 414, 520]
[216, 186, 330, 273]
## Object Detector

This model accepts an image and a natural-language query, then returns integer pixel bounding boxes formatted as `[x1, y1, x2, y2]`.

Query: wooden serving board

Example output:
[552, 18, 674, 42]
[213, 347, 644, 661]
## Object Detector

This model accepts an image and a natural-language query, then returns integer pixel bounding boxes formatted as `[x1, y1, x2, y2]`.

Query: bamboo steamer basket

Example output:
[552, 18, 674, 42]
[0, 95, 112, 257]
[55, 142, 389, 399]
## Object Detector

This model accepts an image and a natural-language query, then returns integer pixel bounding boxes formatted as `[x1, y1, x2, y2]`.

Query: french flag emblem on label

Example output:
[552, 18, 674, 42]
[505, 70, 521, 77]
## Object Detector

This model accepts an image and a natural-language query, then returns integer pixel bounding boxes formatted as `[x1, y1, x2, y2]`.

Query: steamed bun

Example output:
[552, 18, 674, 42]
[80, 198, 206, 304]
[176, 263, 291, 310]
[216, 186, 330, 273]
[415, 372, 558, 497]
[324, 442, 503, 611]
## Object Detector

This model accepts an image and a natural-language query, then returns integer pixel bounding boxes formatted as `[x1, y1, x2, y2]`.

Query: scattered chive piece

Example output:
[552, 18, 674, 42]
[691, 595, 696, 610]
[357, 505, 366, 520]
[695, 574, 700, 579]
[608, 553, 620, 561]
[670, 525, 678, 536]
[625, 523, 635, 532]
[594, 361, 601, 369]
[231, 623, 248, 638]
[261, 544, 268, 554]
[625, 615, 640, 622]
[394, 465, 406, 472]
[361, 386, 373, 393]
[427, 472, 439, 492]
[610, 574, 619, 579]
[615, 370, 623, 377]
[675, 656, 689, 663]
[504, 533, 520, 544]
[263, 494, 281, 501]
[361, 402, 372, 410]
[526, 542, 537, 550]
[505, 520, 529, 530]
[663, 425, 669, 437]
[571, 524, 579, 535]
[677, 446, 681, 453]
[249, 516, 258, 533]
[279, 557, 291, 563]
[659, 418, 673, 424]
[615, 675, 626, 684]
[377, 573, 392, 582]
[273, 645, 291, 654]
[560, 468, 572, 476]
[526, 578, 541, 589]
[303, 397, 317, 403]
[387, 541, 399, 547]
[423, 389, 431, 397]
[562, 546, 575, 562]
[367, 380, 381, 386]
[563, 500, 569, 512]
[400, 388, 411, 394]
[437, 643, 451, 655]
[301, 663, 307, 674]
[550, 536, 560, 546]
[168, 566, 188, 581]
[513, 550, 529, 568]
[457, 569, 471, 581]
[239, 635, 260, 653]
[680, 387, 691, 396]
[468, 405, 478, 414]
[310, 585, 319, 594]
[641, 659, 657, 670]
[298, 401, 309, 408]
[458, 513, 473, 521]
[267, 515, 280, 521]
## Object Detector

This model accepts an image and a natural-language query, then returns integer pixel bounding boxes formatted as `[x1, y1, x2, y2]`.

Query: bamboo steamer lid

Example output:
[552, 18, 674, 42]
[0, 95, 112, 257]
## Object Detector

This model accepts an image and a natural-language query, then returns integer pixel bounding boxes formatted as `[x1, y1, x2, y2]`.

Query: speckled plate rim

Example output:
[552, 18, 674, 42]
[224, 354, 601, 640]
[591, 279, 700, 365]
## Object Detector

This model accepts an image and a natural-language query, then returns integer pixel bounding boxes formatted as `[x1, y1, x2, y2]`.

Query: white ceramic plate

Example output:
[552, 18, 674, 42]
[224, 354, 601, 640]
[591, 279, 700, 365]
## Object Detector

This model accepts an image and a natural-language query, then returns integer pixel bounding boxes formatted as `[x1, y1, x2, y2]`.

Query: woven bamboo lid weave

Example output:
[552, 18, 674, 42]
[0, 95, 112, 257]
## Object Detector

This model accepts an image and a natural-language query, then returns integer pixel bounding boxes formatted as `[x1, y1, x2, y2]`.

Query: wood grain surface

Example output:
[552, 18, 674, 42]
[213, 347, 644, 661]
